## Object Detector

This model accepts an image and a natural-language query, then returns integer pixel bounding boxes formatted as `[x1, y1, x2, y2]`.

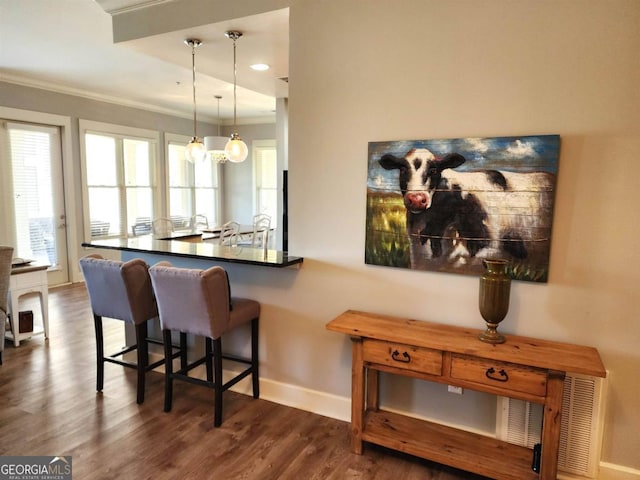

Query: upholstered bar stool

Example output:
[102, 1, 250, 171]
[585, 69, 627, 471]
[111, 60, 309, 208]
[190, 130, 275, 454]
[0, 246, 14, 365]
[79, 254, 186, 404]
[149, 262, 260, 427]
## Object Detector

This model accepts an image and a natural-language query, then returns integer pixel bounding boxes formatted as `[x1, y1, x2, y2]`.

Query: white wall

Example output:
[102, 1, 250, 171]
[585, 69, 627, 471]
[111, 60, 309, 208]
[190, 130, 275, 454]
[286, 0, 639, 472]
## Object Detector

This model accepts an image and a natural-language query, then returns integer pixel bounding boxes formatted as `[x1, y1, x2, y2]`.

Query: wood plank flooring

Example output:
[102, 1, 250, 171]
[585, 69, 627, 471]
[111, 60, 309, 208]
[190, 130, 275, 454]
[0, 283, 488, 479]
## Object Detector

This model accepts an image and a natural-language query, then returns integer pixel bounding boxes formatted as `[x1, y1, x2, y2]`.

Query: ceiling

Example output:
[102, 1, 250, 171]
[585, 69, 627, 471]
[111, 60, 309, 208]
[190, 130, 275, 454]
[0, 0, 289, 123]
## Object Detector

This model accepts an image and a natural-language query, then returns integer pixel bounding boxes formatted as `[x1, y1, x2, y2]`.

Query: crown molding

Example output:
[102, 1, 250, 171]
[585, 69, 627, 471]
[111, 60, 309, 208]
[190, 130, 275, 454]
[94, 0, 172, 15]
[1, 74, 275, 125]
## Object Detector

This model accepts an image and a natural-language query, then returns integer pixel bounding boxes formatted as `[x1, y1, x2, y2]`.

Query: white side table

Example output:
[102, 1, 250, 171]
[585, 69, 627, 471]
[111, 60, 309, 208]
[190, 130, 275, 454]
[7, 262, 49, 347]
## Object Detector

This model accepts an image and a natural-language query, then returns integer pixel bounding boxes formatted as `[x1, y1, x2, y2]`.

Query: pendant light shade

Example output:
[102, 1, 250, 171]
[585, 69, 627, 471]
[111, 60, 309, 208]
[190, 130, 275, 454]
[185, 137, 207, 163]
[204, 95, 228, 163]
[184, 38, 206, 164]
[224, 31, 248, 163]
[225, 133, 249, 163]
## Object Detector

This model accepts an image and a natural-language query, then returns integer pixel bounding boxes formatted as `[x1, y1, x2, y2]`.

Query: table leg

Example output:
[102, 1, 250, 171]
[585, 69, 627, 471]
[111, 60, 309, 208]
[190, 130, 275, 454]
[9, 290, 20, 347]
[540, 370, 565, 480]
[366, 368, 379, 411]
[40, 290, 49, 339]
[350, 336, 364, 454]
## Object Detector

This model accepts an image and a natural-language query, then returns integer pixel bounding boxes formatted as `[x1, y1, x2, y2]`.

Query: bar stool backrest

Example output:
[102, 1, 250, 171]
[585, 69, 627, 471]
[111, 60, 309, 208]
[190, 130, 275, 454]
[149, 263, 232, 339]
[79, 254, 157, 325]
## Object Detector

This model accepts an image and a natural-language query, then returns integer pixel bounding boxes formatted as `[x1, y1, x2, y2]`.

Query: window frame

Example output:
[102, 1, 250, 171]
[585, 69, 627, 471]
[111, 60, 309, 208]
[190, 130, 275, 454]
[79, 119, 160, 240]
[165, 133, 222, 229]
[253, 139, 278, 227]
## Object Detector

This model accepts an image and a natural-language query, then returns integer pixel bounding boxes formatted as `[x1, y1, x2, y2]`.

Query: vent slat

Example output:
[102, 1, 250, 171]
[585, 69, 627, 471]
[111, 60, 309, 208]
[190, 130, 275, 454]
[497, 372, 606, 478]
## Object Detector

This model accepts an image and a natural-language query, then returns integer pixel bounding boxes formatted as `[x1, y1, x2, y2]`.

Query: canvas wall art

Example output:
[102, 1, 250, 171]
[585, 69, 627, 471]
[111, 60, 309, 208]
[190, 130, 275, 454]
[366, 135, 560, 282]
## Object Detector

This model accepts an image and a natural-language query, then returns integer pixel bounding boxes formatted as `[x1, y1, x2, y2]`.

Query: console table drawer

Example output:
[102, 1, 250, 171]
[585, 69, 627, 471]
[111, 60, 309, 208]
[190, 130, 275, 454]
[363, 339, 442, 376]
[450, 354, 547, 397]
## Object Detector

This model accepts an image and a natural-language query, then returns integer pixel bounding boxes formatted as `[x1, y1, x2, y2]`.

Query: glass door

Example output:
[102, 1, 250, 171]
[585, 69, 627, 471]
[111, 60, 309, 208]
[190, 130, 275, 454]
[2, 121, 69, 285]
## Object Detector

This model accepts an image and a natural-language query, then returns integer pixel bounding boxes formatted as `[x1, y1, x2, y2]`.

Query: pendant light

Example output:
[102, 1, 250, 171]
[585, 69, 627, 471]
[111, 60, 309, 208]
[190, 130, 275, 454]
[204, 95, 228, 163]
[224, 31, 248, 163]
[184, 38, 206, 163]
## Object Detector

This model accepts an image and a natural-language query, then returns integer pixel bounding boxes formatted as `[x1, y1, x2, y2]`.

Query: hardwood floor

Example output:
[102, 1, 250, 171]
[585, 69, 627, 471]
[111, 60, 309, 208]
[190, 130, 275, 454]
[1, 283, 488, 479]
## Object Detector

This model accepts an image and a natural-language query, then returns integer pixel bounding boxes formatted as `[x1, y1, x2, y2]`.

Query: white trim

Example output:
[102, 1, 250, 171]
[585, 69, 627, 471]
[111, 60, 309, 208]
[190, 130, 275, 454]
[0, 107, 79, 283]
[597, 464, 640, 480]
[95, 0, 172, 15]
[79, 119, 160, 141]
[2, 76, 276, 125]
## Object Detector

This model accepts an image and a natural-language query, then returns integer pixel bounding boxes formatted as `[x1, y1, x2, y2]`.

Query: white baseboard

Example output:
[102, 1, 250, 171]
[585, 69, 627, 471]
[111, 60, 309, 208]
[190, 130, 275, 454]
[597, 463, 640, 480]
[228, 371, 351, 423]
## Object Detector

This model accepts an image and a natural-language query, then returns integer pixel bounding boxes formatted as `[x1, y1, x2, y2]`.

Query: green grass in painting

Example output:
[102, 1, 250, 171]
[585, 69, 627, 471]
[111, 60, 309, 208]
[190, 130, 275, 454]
[365, 190, 409, 268]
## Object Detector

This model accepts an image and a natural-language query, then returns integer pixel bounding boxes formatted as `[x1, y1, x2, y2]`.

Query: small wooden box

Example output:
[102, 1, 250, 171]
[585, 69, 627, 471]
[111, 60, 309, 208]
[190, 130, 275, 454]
[18, 310, 34, 333]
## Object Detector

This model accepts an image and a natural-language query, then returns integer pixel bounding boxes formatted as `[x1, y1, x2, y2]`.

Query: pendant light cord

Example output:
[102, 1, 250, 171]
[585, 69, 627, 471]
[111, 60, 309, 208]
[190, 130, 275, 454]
[191, 42, 198, 138]
[215, 95, 222, 135]
[232, 37, 238, 131]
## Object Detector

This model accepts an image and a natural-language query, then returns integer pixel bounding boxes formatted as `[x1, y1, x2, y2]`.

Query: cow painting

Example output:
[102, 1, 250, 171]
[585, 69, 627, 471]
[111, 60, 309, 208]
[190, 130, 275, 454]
[366, 136, 560, 282]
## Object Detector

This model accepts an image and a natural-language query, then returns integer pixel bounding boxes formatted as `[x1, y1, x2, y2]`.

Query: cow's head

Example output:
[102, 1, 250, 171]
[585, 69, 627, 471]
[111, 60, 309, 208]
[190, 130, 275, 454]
[379, 148, 466, 213]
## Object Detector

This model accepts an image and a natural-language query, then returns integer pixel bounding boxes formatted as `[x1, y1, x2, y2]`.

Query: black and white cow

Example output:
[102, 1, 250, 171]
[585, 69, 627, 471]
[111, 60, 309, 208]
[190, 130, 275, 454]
[379, 148, 554, 270]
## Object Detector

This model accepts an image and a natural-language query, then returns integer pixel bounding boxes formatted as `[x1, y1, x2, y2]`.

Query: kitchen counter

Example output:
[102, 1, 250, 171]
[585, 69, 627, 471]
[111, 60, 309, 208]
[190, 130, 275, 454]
[81, 235, 303, 269]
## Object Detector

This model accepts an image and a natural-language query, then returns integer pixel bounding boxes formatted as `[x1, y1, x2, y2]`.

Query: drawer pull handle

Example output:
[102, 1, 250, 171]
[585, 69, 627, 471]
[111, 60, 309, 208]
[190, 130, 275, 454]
[485, 367, 509, 382]
[391, 350, 411, 363]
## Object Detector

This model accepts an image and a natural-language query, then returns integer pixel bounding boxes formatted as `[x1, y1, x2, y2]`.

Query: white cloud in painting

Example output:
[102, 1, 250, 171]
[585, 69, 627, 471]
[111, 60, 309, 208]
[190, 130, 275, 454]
[464, 138, 490, 154]
[506, 139, 535, 158]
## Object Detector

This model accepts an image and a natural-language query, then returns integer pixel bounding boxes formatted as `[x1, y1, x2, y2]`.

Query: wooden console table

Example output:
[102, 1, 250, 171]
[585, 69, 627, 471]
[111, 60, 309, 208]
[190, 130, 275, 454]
[326, 310, 606, 480]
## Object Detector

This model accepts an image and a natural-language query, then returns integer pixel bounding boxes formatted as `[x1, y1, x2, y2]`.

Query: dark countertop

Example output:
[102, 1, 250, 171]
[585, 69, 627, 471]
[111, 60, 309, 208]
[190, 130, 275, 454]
[81, 236, 303, 269]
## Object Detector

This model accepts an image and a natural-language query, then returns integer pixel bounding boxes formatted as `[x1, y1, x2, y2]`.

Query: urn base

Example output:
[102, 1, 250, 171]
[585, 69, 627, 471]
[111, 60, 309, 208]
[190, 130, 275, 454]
[478, 323, 506, 344]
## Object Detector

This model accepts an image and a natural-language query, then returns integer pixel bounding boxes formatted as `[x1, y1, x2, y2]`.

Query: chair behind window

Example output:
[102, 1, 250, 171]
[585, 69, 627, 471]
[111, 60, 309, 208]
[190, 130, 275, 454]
[219, 221, 239, 246]
[192, 214, 209, 230]
[152, 218, 173, 237]
[238, 214, 271, 248]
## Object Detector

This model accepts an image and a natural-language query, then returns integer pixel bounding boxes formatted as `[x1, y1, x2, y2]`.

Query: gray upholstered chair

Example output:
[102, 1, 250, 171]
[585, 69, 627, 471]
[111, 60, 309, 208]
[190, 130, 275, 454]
[0, 246, 15, 365]
[149, 262, 260, 427]
[79, 254, 186, 403]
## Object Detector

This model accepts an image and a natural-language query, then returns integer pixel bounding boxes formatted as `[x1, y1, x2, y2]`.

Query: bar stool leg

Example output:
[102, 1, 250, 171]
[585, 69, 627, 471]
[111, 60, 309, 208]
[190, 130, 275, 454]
[205, 338, 213, 382]
[213, 337, 223, 427]
[163, 329, 174, 412]
[251, 317, 260, 399]
[135, 322, 148, 404]
[94, 314, 104, 393]
[180, 332, 188, 371]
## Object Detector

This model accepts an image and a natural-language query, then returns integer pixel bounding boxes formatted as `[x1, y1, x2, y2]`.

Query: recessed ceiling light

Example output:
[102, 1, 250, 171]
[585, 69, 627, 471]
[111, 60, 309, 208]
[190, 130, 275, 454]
[250, 63, 270, 71]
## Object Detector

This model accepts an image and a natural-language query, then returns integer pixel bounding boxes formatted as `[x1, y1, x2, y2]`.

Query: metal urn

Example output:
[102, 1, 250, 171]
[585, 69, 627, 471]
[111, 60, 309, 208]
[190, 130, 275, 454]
[478, 258, 511, 344]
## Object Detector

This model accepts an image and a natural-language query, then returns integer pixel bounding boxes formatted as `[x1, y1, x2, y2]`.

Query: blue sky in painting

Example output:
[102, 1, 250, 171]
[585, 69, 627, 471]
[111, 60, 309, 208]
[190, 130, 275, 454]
[367, 135, 560, 191]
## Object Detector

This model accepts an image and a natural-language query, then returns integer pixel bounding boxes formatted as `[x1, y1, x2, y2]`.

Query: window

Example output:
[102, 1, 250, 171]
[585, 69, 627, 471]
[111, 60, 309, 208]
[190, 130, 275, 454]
[167, 135, 220, 229]
[80, 121, 158, 239]
[254, 140, 278, 226]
